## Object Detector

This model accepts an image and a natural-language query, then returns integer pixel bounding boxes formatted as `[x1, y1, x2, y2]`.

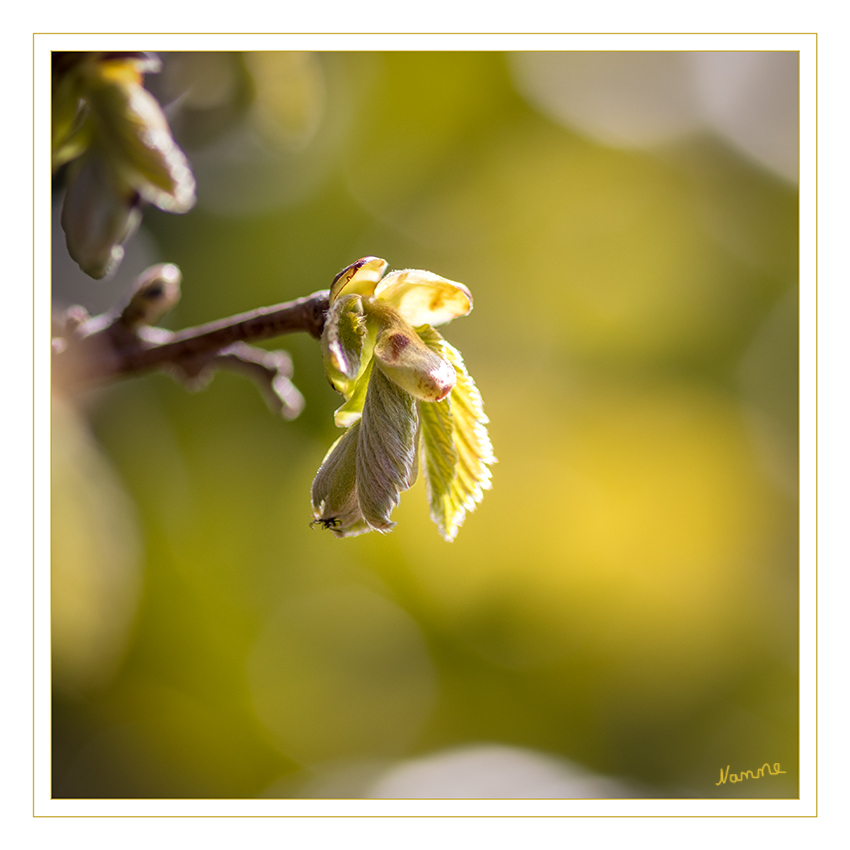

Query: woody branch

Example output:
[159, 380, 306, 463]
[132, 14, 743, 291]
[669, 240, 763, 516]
[52, 282, 330, 417]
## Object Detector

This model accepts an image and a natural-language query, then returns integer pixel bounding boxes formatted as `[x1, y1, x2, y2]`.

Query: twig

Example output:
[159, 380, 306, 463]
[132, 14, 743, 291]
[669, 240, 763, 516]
[169, 341, 306, 420]
[52, 288, 330, 393]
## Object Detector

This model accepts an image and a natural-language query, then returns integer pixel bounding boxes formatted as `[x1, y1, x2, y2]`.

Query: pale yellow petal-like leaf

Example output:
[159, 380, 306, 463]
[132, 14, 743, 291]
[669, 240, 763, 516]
[374, 269, 472, 327]
[417, 326, 495, 541]
[329, 256, 388, 304]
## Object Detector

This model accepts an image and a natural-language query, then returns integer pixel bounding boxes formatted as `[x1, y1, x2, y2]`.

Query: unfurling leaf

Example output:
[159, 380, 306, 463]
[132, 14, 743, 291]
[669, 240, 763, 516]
[311, 364, 419, 537]
[312, 257, 493, 539]
[356, 365, 419, 531]
[321, 294, 371, 396]
[311, 419, 366, 536]
[374, 269, 473, 327]
[417, 326, 495, 542]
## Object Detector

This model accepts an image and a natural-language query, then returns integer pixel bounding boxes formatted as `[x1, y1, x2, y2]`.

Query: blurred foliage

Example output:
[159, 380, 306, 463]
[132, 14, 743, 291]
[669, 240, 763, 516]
[51, 51, 798, 799]
[53, 52, 195, 279]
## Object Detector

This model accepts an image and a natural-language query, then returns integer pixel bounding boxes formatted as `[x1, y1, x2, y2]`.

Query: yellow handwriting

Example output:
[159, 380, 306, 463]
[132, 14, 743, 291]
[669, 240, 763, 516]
[716, 763, 787, 785]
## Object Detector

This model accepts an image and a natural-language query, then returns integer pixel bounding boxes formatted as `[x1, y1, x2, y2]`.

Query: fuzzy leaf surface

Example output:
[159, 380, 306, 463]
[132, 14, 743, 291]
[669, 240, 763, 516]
[356, 365, 420, 531]
[417, 326, 495, 541]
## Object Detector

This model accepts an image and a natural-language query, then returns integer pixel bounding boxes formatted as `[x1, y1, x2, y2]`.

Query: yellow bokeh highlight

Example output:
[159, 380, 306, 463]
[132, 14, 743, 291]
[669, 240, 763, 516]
[399, 376, 792, 713]
[246, 51, 325, 148]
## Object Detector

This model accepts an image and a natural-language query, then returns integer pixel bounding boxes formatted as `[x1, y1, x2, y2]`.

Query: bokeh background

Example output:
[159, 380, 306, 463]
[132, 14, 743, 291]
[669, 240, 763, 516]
[51, 50, 799, 799]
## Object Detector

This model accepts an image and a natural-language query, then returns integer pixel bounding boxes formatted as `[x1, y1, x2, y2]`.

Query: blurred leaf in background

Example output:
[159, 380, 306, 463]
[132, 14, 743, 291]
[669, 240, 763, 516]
[51, 50, 799, 799]
[53, 52, 196, 279]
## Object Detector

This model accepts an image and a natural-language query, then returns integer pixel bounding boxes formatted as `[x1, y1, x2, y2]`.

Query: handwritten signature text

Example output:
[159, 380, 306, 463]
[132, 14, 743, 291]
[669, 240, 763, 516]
[716, 763, 787, 786]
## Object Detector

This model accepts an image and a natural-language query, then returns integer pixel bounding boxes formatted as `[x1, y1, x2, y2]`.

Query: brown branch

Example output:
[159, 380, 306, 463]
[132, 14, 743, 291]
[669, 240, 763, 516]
[52, 289, 330, 394]
[170, 341, 306, 421]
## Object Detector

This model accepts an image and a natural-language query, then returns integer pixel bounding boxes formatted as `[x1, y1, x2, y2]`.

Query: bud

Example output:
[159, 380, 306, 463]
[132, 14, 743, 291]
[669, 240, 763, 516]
[120, 263, 182, 327]
[373, 325, 456, 402]
[84, 57, 196, 214]
[53, 53, 195, 279]
[60, 147, 143, 279]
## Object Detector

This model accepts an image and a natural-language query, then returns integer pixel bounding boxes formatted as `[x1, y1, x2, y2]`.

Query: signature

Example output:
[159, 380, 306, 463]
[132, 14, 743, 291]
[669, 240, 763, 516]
[716, 763, 787, 786]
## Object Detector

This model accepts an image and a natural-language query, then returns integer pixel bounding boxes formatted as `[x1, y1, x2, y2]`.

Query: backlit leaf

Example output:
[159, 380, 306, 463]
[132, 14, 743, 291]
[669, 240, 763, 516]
[417, 326, 495, 541]
[329, 256, 388, 303]
[375, 269, 473, 327]
[321, 294, 372, 397]
[334, 359, 373, 427]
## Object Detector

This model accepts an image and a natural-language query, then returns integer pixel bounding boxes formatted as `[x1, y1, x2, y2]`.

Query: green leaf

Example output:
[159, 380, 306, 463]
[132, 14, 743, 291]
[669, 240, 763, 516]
[321, 294, 371, 397]
[310, 419, 368, 537]
[311, 363, 420, 536]
[356, 365, 420, 532]
[419, 395, 458, 512]
[334, 359, 373, 427]
[52, 70, 90, 172]
[417, 326, 495, 541]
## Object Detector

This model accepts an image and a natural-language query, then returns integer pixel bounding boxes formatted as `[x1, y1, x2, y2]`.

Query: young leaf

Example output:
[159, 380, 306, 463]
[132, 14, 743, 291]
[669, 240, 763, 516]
[312, 364, 420, 536]
[329, 256, 388, 303]
[356, 365, 420, 531]
[311, 419, 368, 536]
[417, 326, 495, 541]
[334, 359, 373, 427]
[321, 294, 371, 396]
